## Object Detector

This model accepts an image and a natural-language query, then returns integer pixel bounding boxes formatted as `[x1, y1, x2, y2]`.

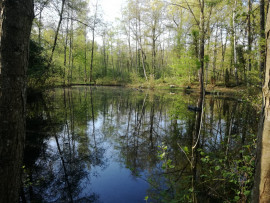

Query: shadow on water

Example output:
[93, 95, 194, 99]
[21, 86, 259, 202]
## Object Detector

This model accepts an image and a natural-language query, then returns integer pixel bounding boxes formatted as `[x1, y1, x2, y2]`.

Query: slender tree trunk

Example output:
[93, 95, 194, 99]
[212, 26, 218, 83]
[102, 32, 107, 76]
[233, 0, 239, 85]
[135, 18, 138, 74]
[38, 4, 42, 46]
[110, 41, 115, 80]
[0, 1, 34, 202]
[63, 14, 69, 85]
[140, 48, 148, 81]
[128, 20, 132, 73]
[248, 0, 252, 73]
[199, 0, 205, 96]
[260, 0, 265, 80]
[47, 0, 66, 69]
[152, 19, 157, 77]
[84, 25, 87, 83]
[68, 11, 73, 85]
[90, 0, 98, 84]
[221, 29, 228, 80]
[138, 15, 148, 81]
[90, 29, 95, 84]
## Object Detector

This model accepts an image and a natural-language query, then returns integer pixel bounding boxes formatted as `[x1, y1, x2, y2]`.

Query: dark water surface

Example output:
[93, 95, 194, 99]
[23, 86, 259, 202]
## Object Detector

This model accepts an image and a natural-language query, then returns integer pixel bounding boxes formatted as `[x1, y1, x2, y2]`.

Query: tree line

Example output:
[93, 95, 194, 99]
[29, 0, 267, 89]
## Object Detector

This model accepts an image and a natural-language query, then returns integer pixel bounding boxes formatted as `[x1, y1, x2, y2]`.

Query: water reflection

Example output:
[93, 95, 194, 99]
[22, 87, 259, 202]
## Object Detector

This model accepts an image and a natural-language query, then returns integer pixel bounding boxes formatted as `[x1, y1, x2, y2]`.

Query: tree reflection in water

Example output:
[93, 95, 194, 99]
[22, 87, 259, 202]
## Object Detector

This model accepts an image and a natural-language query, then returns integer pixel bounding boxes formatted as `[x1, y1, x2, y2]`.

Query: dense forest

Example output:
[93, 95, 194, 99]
[30, 0, 266, 89]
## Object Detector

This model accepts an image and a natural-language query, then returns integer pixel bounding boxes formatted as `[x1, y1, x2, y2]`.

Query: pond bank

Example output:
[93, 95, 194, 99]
[28, 82, 262, 110]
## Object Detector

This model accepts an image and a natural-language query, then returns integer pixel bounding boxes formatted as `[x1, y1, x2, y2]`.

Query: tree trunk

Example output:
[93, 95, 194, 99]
[247, 0, 252, 85]
[199, 0, 205, 96]
[68, 10, 73, 85]
[90, 29, 95, 84]
[260, 0, 265, 80]
[152, 19, 157, 77]
[63, 14, 69, 85]
[38, 3, 42, 46]
[233, 0, 238, 85]
[90, 0, 98, 84]
[248, 0, 252, 73]
[212, 26, 218, 83]
[0, 0, 34, 202]
[84, 25, 87, 83]
[138, 13, 148, 81]
[47, 0, 66, 69]
[252, 2, 270, 202]
[102, 32, 107, 76]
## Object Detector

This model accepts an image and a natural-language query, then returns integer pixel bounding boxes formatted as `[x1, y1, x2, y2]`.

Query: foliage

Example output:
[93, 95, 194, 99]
[27, 40, 51, 88]
[29, 0, 265, 91]
[199, 137, 256, 202]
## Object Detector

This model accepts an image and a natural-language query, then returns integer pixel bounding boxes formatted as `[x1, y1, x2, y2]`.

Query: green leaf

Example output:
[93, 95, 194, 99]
[183, 146, 189, 153]
[169, 164, 175, 169]
[234, 196, 240, 201]
[144, 196, 149, 201]
[244, 190, 251, 196]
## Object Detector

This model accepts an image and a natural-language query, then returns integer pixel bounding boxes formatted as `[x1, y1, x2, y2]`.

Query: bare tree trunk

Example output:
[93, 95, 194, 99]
[47, 0, 66, 69]
[152, 19, 157, 77]
[138, 15, 148, 81]
[102, 32, 107, 76]
[233, 0, 239, 85]
[248, 0, 252, 73]
[90, 0, 98, 84]
[0, 1, 34, 202]
[199, 0, 205, 96]
[212, 26, 218, 83]
[135, 17, 138, 74]
[128, 20, 133, 73]
[221, 28, 228, 81]
[38, 3, 42, 46]
[63, 14, 69, 85]
[84, 25, 87, 83]
[68, 10, 74, 85]
[260, 0, 265, 80]
[139, 47, 148, 81]
[90, 29, 95, 83]
[252, 2, 270, 202]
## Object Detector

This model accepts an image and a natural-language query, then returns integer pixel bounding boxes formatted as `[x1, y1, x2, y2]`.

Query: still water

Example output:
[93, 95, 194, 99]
[23, 86, 259, 202]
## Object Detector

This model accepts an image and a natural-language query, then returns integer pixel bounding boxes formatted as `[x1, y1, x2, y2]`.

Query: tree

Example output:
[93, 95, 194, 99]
[169, 0, 207, 95]
[89, 0, 101, 84]
[232, 0, 238, 85]
[252, 1, 270, 202]
[47, 0, 66, 69]
[0, 0, 34, 202]
[198, 0, 205, 96]
[260, 0, 265, 78]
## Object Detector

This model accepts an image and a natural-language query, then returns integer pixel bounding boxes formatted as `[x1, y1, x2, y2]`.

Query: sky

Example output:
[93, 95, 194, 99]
[99, 0, 126, 22]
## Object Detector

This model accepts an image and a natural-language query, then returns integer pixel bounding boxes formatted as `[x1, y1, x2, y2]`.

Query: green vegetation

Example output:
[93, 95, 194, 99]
[30, 0, 265, 93]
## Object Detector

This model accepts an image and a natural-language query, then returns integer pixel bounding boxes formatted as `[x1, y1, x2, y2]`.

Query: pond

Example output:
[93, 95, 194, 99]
[23, 86, 259, 202]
